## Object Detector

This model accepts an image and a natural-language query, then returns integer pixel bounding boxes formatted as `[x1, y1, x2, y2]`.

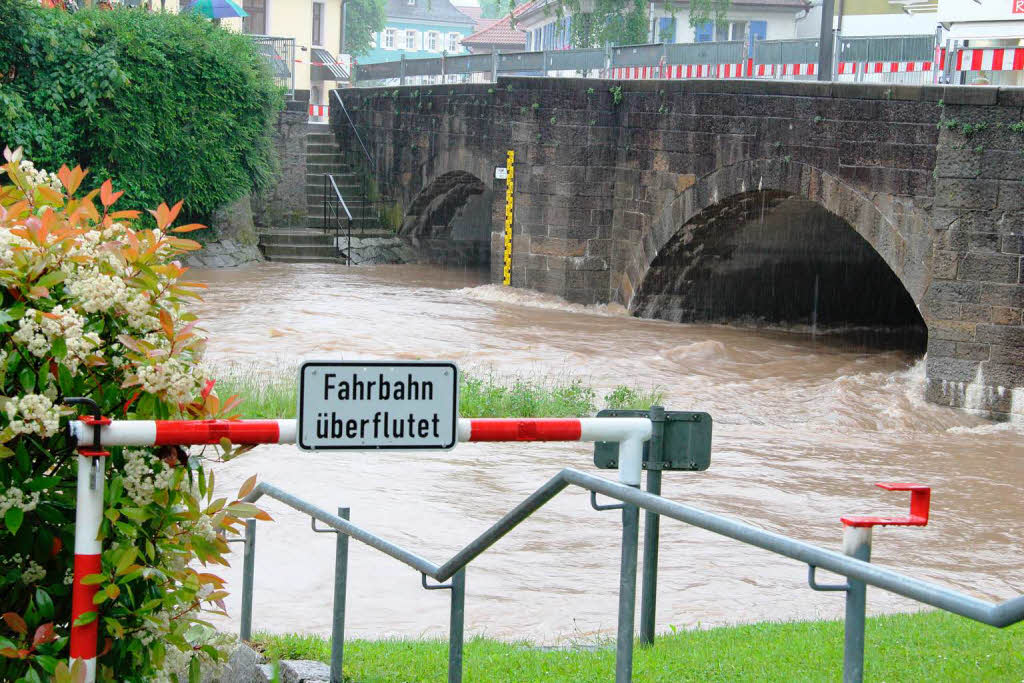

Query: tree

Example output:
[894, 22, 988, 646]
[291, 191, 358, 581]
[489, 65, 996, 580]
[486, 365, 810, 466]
[343, 0, 386, 57]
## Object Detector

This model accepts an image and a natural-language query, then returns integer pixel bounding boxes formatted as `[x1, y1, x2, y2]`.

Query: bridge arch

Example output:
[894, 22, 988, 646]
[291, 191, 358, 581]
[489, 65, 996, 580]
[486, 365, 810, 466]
[399, 170, 492, 267]
[625, 159, 932, 349]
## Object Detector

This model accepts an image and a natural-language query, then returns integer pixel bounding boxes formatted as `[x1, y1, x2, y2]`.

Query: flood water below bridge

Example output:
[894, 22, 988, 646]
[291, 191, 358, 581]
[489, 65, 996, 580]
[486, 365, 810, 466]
[193, 262, 1023, 644]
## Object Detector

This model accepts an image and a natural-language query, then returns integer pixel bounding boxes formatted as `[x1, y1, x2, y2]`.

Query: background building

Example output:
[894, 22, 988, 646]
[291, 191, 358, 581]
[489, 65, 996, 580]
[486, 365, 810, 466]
[360, 0, 476, 64]
[461, 2, 529, 53]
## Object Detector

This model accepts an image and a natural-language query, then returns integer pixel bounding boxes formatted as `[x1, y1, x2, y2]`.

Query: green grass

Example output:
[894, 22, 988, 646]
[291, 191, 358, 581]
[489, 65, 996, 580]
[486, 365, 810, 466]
[253, 611, 1024, 681]
[210, 365, 665, 419]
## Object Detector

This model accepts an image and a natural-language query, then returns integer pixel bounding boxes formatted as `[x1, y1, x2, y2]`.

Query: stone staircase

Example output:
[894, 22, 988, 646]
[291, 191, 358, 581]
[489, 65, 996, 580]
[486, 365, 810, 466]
[305, 126, 384, 234]
[260, 125, 391, 263]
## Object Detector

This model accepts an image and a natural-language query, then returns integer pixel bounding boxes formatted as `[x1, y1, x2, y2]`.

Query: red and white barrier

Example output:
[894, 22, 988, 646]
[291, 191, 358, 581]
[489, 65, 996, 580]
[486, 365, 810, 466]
[67, 414, 651, 678]
[957, 47, 1024, 72]
[863, 60, 933, 74]
[309, 104, 329, 117]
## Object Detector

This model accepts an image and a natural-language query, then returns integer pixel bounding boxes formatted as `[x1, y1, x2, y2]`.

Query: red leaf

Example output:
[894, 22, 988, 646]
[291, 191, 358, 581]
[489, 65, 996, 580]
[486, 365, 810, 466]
[32, 623, 56, 648]
[2, 612, 27, 636]
[0, 647, 25, 659]
[99, 179, 123, 209]
[51, 537, 62, 557]
[171, 223, 206, 233]
[123, 391, 141, 416]
[201, 379, 216, 400]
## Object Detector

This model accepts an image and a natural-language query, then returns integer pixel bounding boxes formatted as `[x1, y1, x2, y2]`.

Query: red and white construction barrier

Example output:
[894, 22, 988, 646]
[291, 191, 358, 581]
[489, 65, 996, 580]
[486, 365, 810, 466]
[863, 60, 933, 74]
[309, 104, 329, 117]
[67, 414, 651, 679]
[957, 47, 1024, 72]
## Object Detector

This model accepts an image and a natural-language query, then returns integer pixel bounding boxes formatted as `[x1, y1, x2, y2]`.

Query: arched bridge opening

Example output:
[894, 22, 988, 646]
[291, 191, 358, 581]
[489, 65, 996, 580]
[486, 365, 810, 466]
[631, 191, 927, 353]
[400, 170, 492, 268]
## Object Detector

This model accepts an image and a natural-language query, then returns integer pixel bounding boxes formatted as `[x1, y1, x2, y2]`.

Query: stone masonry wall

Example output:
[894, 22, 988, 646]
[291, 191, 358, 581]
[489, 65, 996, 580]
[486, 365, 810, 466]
[252, 98, 309, 228]
[333, 79, 1024, 419]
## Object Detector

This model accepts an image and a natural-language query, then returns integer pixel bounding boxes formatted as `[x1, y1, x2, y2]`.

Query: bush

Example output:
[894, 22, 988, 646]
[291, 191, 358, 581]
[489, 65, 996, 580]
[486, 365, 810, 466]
[0, 149, 263, 681]
[0, 1, 283, 229]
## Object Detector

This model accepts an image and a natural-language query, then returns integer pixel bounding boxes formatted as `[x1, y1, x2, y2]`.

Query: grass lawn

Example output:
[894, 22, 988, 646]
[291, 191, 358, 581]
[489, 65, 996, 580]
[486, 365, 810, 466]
[212, 365, 665, 419]
[255, 610, 1024, 681]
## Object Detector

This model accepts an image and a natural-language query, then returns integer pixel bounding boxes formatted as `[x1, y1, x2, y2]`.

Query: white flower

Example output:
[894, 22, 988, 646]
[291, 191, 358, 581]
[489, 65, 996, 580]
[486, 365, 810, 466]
[4, 394, 61, 437]
[21, 560, 45, 584]
[0, 486, 40, 518]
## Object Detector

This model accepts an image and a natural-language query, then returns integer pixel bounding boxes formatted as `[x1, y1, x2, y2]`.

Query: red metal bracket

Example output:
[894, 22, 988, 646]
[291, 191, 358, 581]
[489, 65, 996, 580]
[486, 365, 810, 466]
[77, 415, 111, 457]
[840, 483, 930, 528]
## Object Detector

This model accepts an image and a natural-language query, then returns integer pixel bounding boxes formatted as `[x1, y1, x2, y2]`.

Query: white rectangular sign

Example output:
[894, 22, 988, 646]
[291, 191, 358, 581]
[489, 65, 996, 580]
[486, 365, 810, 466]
[297, 361, 458, 451]
[494, 166, 509, 180]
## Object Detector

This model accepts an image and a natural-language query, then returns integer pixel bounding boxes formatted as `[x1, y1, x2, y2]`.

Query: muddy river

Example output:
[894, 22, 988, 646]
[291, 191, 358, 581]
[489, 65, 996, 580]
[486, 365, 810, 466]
[192, 262, 1023, 644]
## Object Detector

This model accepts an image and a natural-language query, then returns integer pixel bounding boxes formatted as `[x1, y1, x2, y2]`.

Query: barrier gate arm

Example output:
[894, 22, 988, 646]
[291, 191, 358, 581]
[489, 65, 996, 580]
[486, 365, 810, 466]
[66, 415, 651, 682]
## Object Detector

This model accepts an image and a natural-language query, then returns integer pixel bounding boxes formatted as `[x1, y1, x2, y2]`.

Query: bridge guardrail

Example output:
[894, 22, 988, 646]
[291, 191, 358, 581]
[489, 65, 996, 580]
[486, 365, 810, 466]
[353, 35, 943, 85]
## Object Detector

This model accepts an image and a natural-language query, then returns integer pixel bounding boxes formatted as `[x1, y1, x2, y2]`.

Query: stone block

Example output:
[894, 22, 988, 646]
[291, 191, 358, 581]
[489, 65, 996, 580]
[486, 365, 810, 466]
[958, 252, 1020, 283]
[928, 319, 977, 342]
[280, 660, 331, 683]
[998, 182, 1024, 211]
[976, 323, 1024, 346]
[981, 362, 1024, 388]
[926, 354, 982, 381]
[955, 341, 992, 360]
[931, 250, 960, 279]
[934, 178, 998, 209]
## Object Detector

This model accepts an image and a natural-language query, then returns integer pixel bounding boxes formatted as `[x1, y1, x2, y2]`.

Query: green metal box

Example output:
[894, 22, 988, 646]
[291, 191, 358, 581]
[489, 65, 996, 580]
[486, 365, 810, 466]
[593, 409, 712, 471]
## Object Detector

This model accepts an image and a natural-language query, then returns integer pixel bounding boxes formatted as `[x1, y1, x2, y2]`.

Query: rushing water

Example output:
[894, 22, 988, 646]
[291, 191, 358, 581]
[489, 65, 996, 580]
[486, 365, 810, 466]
[192, 262, 1023, 643]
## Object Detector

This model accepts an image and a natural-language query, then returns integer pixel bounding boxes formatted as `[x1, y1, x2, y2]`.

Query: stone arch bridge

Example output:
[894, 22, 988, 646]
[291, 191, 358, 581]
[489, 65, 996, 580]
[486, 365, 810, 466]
[332, 79, 1024, 419]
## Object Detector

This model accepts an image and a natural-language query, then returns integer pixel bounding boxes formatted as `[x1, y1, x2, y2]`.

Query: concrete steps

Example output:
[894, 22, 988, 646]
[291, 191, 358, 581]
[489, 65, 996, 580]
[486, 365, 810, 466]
[303, 127, 384, 232]
[258, 228, 343, 263]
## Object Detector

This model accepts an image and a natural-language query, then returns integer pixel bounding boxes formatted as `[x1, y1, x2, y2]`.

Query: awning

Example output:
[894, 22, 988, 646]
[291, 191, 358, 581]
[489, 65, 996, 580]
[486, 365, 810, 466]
[311, 47, 348, 81]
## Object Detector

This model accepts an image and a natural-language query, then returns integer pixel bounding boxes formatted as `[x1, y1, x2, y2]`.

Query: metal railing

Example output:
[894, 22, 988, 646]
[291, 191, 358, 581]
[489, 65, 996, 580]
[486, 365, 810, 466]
[322, 174, 352, 264]
[235, 468, 1024, 683]
[353, 35, 939, 84]
[249, 35, 295, 96]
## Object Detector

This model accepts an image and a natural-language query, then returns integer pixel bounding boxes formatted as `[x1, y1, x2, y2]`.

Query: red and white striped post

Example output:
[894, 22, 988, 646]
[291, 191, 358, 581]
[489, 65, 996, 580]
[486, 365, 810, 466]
[67, 415, 651, 678]
[69, 414, 111, 682]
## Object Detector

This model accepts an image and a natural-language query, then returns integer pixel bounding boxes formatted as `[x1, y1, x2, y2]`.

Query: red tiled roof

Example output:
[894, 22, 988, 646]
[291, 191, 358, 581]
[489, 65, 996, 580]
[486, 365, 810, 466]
[461, 1, 535, 48]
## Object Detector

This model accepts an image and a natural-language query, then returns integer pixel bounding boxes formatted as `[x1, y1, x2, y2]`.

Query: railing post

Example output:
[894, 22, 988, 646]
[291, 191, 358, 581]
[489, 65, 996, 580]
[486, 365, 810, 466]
[616, 501, 640, 682]
[639, 405, 666, 646]
[491, 50, 499, 83]
[400, 53, 407, 86]
[614, 436, 644, 682]
[817, 0, 835, 81]
[842, 526, 871, 683]
[329, 507, 350, 683]
[240, 519, 256, 642]
[542, 49, 548, 77]
[322, 174, 327, 232]
[448, 569, 466, 683]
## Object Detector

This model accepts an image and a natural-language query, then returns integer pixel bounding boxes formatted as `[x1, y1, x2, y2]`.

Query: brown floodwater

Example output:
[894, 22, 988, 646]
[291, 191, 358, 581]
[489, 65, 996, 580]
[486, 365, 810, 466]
[191, 262, 1023, 643]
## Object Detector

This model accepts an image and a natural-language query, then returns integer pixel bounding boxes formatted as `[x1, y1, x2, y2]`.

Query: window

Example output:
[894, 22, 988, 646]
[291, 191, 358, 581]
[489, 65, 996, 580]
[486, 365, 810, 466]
[729, 21, 746, 42]
[405, 29, 417, 50]
[695, 21, 713, 43]
[312, 2, 324, 47]
[748, 20, 767, 51]
[447, 32, 459, 53]
[241, 0, 265, 34]
[407, 0, 415, 4]
[427, 31, 439, 51]
[383, 28, 396, 49]
[656, 17, 675, 44]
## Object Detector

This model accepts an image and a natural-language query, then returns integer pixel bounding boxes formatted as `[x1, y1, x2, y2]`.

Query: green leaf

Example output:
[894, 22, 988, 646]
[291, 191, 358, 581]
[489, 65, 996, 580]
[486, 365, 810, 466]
[51, 336, 67, 360]
[36, 270, 66, 289]
[5, 507, 23, 535]
[81, 573, 107, 586]
[91, 591, 107, 605]
[19, 365, 35, 393]
[0, 445, 13, 460]
[115, 547, 137, 575]
[119, 507, 151, 522]
[24, 666, 42, 683]
[36, 363, 49, 391]
[72, 611, 97, 627]
[188, 654, 200, 683]
[57, 364, 74, 395]
[34, 588, 53, 621]
[23, 476, 60, 492]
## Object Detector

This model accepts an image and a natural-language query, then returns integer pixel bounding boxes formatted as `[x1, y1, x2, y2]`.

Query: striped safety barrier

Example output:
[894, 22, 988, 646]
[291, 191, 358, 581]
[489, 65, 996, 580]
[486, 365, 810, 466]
[66, 414, 651, 681]
[309, 104, 329, 117]
[957, 47, 1024, 72]
[610, 61, 821, 80]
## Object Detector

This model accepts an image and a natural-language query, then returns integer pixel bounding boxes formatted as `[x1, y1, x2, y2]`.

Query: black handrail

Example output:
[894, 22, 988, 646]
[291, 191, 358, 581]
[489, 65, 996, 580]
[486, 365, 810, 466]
[322, 173, 353, 264]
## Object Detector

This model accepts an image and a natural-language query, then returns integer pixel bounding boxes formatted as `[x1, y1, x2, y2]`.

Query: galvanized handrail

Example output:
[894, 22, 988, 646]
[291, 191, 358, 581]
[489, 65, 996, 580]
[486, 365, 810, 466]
[238, 468, 1024, 683]
[322, 174, 353, 264]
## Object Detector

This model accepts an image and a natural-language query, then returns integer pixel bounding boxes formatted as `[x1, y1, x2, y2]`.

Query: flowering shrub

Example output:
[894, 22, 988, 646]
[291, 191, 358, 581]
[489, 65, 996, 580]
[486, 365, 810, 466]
[0, 148, 265, 682]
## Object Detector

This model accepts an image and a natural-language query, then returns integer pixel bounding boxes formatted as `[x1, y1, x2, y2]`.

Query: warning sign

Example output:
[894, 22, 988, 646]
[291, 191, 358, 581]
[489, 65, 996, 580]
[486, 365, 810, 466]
[297, 361, 458, 450]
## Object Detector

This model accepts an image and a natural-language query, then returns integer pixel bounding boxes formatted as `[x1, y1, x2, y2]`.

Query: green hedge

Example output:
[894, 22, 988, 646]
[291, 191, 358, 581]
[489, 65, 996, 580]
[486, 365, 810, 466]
[0, 1, 283, 225]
